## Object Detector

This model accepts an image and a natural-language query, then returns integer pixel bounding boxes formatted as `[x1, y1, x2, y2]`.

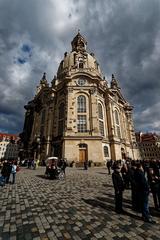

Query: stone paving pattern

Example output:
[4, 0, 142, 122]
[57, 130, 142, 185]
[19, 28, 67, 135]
[0, 167, 160, 240]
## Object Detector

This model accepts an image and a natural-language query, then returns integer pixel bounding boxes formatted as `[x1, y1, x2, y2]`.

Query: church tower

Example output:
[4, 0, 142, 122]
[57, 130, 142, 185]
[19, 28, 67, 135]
[21, 32, 140, 165]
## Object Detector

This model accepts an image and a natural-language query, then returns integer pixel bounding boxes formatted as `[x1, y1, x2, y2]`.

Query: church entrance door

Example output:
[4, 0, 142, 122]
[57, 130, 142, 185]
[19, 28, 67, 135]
[79, 149, 87, 162]
[79, 143, 88, 163]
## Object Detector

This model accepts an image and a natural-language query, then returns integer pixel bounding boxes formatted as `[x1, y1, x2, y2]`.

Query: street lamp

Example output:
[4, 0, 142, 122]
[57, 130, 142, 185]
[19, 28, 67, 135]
[36, 135, 41, 162]
[36, 135, 41, 144]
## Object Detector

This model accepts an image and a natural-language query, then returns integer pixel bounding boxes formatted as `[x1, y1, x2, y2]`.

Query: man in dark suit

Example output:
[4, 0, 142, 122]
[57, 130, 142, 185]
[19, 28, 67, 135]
[134, 163, 155, 223]
[1, 160, 12, 183]
[112, 164, 125, 214]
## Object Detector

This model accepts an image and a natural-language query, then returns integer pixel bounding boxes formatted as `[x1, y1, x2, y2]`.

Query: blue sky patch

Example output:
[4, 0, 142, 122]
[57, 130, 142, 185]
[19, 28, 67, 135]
[21, 44, 31, 53]
[17, 57, 26, 64]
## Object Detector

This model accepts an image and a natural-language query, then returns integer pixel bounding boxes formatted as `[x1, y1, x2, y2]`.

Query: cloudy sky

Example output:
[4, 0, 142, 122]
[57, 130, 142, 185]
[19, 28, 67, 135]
[0, 0, 160, 134]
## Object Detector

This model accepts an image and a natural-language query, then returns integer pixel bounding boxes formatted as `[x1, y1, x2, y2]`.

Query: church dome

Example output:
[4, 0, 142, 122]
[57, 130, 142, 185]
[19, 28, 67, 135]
[57, 32, 102, 78]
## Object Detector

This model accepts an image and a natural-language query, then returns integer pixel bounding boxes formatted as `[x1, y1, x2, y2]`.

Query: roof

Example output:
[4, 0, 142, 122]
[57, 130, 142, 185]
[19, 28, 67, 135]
[0, 133, 19, 141]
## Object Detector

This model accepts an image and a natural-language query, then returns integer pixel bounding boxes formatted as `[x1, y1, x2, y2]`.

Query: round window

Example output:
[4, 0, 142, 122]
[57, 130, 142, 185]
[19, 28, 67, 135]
[77, 78, 86, 86]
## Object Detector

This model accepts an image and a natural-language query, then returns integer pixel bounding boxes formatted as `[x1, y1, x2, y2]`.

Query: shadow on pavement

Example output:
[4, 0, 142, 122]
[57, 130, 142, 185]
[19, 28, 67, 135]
[96, 172, 108, 175]
[96, 196, 133, 210]
[82, 197, 143, 221]
[96, 196, 114, 204]
[122, 211, 142, 221]
[149, 207, 160, 217]
[82, 198, 115, 212]
[36, 175, 48, 179]
[102, 192, 114, 198]
[103, 183, 113, 188]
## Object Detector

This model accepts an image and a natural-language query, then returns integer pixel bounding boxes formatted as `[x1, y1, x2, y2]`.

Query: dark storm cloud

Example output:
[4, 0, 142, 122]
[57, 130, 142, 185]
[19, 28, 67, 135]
[0, 0, 160, 134]
[82, 0, 160, 133]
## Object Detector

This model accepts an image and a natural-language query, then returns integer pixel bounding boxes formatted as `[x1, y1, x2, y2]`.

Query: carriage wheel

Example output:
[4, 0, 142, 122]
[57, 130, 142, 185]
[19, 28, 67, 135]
[58, 172, 64, 180]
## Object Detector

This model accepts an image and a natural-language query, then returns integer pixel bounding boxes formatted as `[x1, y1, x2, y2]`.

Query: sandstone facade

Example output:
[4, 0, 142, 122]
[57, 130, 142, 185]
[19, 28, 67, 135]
[21, 32, 140, 165]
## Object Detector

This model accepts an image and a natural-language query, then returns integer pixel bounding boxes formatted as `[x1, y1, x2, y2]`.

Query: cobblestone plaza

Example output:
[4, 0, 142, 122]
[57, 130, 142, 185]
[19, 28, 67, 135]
[0, 167, 160, 240]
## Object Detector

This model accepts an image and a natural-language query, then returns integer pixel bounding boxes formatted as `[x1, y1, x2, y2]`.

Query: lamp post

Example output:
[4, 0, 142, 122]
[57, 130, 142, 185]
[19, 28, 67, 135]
[36, 135, 41, 162]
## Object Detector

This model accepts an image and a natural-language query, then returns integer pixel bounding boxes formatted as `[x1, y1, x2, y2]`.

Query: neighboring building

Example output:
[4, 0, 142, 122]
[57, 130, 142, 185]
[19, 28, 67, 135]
[21, 32, 140, 165]
[136, 132, 160, 160]
[0, 133, 19, 160]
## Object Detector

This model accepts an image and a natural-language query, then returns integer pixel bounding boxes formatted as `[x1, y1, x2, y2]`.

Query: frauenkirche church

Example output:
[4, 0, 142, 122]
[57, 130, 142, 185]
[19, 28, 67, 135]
[21, 32, 140, 165]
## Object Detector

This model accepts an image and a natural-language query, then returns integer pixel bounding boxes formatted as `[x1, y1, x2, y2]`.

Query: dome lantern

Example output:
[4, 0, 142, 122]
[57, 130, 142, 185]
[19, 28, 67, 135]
[71, 30, 87, 52]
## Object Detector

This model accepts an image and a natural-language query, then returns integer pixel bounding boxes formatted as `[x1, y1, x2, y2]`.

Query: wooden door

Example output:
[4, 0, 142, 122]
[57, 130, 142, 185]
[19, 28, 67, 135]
[79, 149, 87, 162]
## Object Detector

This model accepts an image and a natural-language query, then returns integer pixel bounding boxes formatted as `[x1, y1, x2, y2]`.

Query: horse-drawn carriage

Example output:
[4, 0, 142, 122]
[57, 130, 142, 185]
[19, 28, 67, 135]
[45, 157, 65, 180]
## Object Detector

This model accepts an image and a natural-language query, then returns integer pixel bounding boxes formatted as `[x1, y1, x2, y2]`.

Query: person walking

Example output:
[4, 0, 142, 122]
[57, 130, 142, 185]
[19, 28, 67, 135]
[106, 160, 112, 175]
[36, 159, 40, 169]
[148, 168, 160, 211]
[11, 161, 17, 184]
[112, 164, 125, 214]
[1, 160, 12, 184]
[61, 159, 67, 175]
[84, 160, 88, 170]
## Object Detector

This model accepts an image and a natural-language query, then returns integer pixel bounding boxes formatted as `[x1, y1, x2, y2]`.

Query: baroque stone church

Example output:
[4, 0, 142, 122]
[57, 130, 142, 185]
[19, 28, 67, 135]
[21, 32, 140, 165]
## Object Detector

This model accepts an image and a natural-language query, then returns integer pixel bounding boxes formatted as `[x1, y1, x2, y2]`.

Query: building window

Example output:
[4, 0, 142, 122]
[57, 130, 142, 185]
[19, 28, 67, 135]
[77, 95, 86, 113]
[41, 110, 46, 124]
[78, 57, 84, 68]
[59, 103, 64, 119]
[74, 53, 76, 64]
[114, 110, 121, 138]
[79, 62, 84, 68]
[77, 95, 87, 132]
[98, 103, 103, 119]
[77, 78, 86, 86]
[58, 103, 65, 135]
[104, 146, 109, 157]
[99, 121, 104, 136]
[77, 115, 87, 132]
[98, 103, 104, 136]
[116, 126, 121, 139]
[79, 143, 87, 148]
[40, 125, 44, 137]
[40, 109, 46, 137]
[115, 110, 119, 125]
[58, 120, 64, 135]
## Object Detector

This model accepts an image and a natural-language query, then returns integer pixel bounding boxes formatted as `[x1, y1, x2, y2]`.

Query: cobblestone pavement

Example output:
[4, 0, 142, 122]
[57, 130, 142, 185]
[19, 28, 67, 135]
[0, 167, 160, 240]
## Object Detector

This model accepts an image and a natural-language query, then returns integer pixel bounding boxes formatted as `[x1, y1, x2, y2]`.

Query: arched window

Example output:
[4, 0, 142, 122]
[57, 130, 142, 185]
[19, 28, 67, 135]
[77, 95, 87, 132]
[58, 103, 65, 135]
[98, 103, 104, 136]
[104, 146, 109, 157]
[78, 57, 84, 68]
[114, 110, 121, 138]
[98, 103, 103, 119]
[77, 95, 86, 113]
[115, 110, 119, 125]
